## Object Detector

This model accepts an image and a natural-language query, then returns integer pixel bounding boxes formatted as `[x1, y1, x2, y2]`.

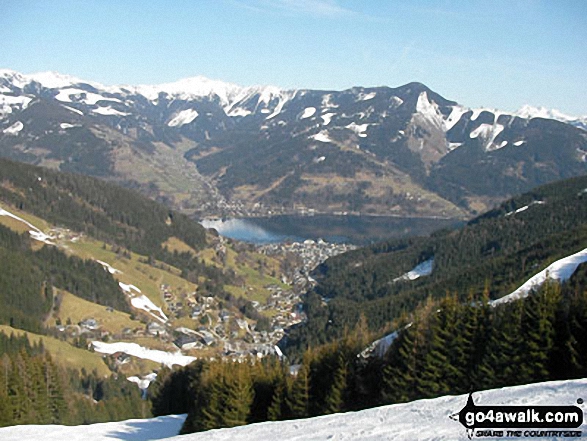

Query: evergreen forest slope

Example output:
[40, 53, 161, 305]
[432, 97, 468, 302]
[285, 174, 587, 352]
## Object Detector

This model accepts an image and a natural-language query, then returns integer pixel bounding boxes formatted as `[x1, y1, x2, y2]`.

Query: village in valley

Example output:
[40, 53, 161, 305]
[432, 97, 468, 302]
[47, 224, 356, 370]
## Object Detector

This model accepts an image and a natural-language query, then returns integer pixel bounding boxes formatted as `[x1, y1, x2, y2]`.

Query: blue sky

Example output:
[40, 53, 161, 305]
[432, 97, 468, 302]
[1, 0, 586, 114]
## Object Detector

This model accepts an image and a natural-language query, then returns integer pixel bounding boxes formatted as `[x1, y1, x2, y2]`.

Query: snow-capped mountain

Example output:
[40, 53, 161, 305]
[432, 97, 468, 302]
[1, 378, 585, 441]
[0, 69, 585, 218]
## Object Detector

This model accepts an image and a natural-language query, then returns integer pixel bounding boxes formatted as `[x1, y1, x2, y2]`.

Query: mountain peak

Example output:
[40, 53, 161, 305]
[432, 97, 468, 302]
[133, 75, 245, 105]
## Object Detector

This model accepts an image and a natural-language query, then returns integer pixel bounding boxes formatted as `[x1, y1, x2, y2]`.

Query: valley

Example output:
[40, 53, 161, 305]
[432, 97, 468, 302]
[0, 71, 586, 438]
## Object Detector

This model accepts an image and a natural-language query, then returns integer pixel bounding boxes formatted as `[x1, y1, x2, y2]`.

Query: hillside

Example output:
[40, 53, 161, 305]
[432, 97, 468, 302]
[0, 378, 585, 440]
[0, 157, 307, 371]
[1, 70, 586, 218]
[285, 174, 587, 351]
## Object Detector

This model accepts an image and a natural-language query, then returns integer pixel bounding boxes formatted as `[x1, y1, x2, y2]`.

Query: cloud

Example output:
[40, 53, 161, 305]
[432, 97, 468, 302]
[231, 0, 358, 18]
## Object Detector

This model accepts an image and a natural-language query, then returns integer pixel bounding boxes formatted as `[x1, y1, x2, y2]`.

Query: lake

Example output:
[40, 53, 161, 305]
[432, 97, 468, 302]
[200, 215, 462, 245]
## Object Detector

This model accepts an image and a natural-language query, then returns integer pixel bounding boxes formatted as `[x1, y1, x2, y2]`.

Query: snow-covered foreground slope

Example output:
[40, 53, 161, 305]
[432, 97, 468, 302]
[2, 378, 585, 440]
[0, 414, 187, 441]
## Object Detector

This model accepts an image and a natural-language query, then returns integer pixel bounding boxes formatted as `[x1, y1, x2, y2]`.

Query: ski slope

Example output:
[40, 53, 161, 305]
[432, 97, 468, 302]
[1, 378, 585, 440]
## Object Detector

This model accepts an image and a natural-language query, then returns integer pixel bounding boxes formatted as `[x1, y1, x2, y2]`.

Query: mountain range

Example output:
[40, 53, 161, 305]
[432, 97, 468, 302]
[1, 69, 586, 219]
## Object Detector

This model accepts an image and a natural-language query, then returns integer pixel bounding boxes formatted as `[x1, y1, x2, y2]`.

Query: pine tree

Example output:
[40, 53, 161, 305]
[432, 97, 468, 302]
[323, 352, 347, 414]
[287, 364, 310, 419]
[223, 363, 253, 427]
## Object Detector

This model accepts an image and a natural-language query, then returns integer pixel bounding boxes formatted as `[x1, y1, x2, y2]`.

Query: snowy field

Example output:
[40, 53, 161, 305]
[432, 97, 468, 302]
[1, 378, 585, 441]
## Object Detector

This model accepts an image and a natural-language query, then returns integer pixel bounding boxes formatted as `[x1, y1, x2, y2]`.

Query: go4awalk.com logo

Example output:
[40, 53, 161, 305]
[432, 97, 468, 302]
[450, 393, 584, 439]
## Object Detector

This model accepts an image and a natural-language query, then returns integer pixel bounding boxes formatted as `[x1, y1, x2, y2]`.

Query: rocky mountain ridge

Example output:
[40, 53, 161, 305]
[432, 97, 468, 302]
[1, 69, 585, 218]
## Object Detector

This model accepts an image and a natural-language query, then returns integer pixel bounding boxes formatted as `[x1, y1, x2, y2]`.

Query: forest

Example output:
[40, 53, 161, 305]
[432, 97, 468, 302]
[0, 332, 146, 427]
[285, 174, 587, 355]
[149, 266, 587, 434]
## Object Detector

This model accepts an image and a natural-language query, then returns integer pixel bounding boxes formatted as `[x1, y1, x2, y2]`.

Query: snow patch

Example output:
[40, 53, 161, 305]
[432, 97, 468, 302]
[168, 109, 199, 127]
[504, 200, 545, 217]
[0, 95, 32, 116]
[309, 130, 333, 143]
[3, 121, 23, 135]
[300, 107, 316, 119]
[516, 104, 587, 129]
[514, 140, 525, 147]
[320, 112, 335, 125]
[390, 96, 403, 107]
[92, 341, 196, 367]
[448, 142, 462, 151]
[127, 372, 157, 391]
[313, 156, 326, 163]
[59, 123, 79, 129]
[96, 260, 121, 274]
[469, 123, 505, 151]
[62, 105, 84, 116]
[491, 247, 587, 306]
[357, 91, 376, 101]
[92, 106, 129, 116]
[227, 107, 252, 117]
[321, 94, 338, 108]
[415, 92, 443, 128]
[345, 122, 369, 138]
[131, 295, 169, 323]
[0, 207, 54, 244]
[444, 105, 468, 131]
[119, 282, 141, 294]
[55, 88, 121, 105]
[394, 258, 434, 282]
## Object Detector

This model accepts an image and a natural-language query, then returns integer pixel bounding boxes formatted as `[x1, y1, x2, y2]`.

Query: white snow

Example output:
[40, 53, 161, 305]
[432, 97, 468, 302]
[96, 260, 122, 274]
[516, 104, 587, 129]
[127, 372, 158, 391]
[514, 140, 525, 146]
[27, 71, 82, 89]
[92, 341, 196, 367]
[491, 247, 587, 306]
[0, 95, 32, 116]
[448, 142, 462, 151]
[2, 121, 23, 135]
[504, 200, 545, 217]
[59, 123, 80, 129]
[92, 106, 129, 116]
[309, 130, 333, 143]
[133, 76, 243, 106]
[226, 107, 252, 117]
[4, 378, 585, 441]
[394, 258, 434, 282]
[300, 107, 316, 119]
[321, 93, 338, 108]
[62, 105, 84, 116]
[346, 122, 369, 138]
[469, 123, 505, 151]
[470, 107, 495, 122]
[265, 92, 292, 120]
[167, 109, 199, 127]
[444, 105, 468, 131]
[131, 295, 169, 323]
[320, 112, 335, 125]
[0, 414, 187, 441]
[55, 88, 121, 105]
[0, 206, 54, 244]
[119, 282, 142, 294]
[415, 92, 444, 128]
[390, 96, 403, 107]
[313, 156, 326, 163]
[357, 91, 376, 101]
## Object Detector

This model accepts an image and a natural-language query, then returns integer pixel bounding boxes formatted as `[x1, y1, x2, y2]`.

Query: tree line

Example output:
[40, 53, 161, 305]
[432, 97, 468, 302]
[0, 332, 147, 427]
[150, 267, 587, 435]
[286, 174, 587, 356]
